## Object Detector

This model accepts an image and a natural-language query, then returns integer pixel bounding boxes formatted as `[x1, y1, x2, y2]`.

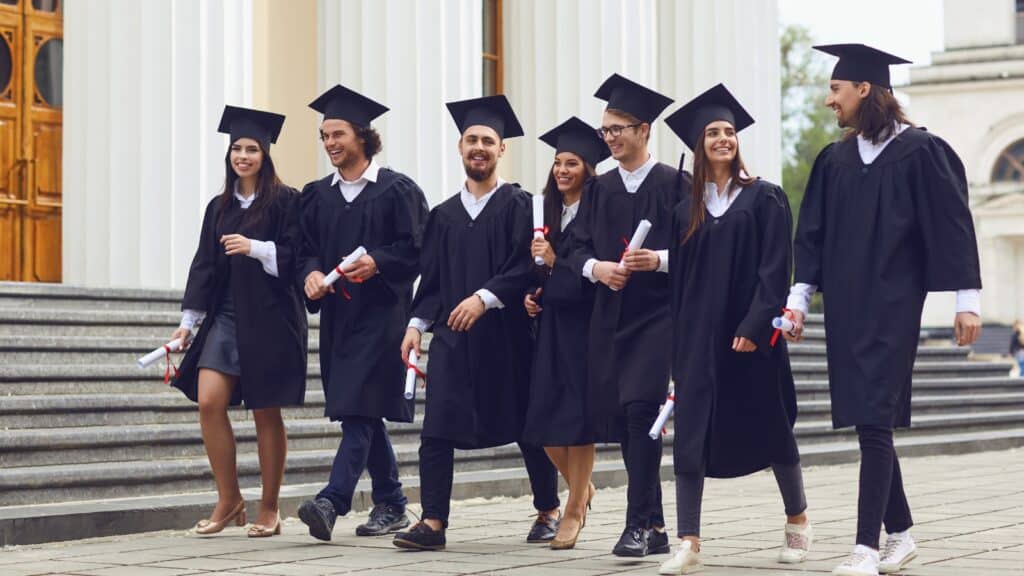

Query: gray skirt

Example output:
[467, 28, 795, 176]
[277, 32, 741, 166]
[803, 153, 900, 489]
[197, 300, 241, 377]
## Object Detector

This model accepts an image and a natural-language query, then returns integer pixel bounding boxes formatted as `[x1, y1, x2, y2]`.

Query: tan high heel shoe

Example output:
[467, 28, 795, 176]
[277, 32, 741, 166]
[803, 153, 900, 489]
[194, 500, 246, 535]
[247, 514, 282, 538]
[550, 514, 584, 550]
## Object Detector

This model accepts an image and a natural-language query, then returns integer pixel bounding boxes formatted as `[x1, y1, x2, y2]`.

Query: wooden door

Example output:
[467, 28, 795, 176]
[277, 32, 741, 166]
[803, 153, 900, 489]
[0, 0, 62, 282]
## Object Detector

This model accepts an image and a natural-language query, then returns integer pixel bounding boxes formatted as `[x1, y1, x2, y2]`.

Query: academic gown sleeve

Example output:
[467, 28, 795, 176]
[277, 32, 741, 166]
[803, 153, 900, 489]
[298, 182, 324, 314]
[409, 208, 443, 327]
[542, 229, 586, 307]
[368, 176, 430, 296]
[909, 136, 982, 291]
[270, 188, 302, 291]
[566, 178, 599, 276]
[793, 143, 833, 290]
[181, 198, 221, 312]
[479, 191, 534, 306]
[735, 184, 794, 350]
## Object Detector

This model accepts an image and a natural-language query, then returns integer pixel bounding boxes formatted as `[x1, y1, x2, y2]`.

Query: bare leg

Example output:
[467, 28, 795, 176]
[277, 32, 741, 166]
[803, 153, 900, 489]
[197, 369, 243, 520]
[553, 445, 595, 541]
[544, 446, 571, 485]
[253, 407, 287, 527]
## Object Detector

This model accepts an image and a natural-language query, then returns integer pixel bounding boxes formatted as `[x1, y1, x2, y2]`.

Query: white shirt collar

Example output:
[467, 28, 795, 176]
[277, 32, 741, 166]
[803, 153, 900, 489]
[460, 178, 506, 220]
[331, 160, 380, 187]
[704, 179, 744, 218]
[618, 154, 657, 193]
[857, 123, 910, 165]
[233, 182, 257, 209]
[560, 199, 580, 232]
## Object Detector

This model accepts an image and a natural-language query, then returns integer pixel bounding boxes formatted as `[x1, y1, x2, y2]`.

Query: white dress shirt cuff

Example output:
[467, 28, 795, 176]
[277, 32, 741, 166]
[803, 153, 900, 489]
[247, 240, 279, 277]
[582, 258, 599, 283]
[956, 289, 981, 316]
[180, 309, 207, 331]
[656, 249, 669, 273]
[408, 318, 433, 333]
[474, 289, 503, 310]
[786, 283, 818, 315]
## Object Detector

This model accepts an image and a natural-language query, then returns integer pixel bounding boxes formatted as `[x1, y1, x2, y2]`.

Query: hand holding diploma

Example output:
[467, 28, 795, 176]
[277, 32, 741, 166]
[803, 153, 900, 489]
[648, 392, 675, 440]
[138, 338, 184, 369]
[780, 309, 805, 343]
[404, 349, 426, 400]
[531, 195, 547, 266]
[323, 246, 368, 288]
[619, 220, 652, 268]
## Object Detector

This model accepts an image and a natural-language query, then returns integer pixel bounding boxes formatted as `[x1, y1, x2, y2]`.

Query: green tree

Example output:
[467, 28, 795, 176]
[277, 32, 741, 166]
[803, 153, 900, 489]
[780, 24, 841, 226]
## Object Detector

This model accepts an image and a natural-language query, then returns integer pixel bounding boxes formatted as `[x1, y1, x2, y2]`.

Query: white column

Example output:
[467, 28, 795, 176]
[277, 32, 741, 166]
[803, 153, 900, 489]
[63, 0, 252, 289]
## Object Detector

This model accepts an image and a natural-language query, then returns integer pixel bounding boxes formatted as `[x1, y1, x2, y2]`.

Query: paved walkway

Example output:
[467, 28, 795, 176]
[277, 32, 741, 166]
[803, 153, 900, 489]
[2, 450, 1022, 575]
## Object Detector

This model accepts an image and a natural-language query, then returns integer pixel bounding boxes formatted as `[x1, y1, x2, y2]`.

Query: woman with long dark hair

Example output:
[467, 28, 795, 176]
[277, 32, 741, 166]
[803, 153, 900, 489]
[169, 105, 308, 538]
[522, 116, 607, 550]
[658, 85, 810, 574]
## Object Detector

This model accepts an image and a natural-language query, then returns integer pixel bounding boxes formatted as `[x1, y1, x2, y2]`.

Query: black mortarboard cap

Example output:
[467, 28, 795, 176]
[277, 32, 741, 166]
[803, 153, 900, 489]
[309, 84, 389, 127]
[538, 116, 611, 167]
[217, 105, 285, 150]
[814, 43, 912, 90]
[594, 73, 674, 124]
[446, 94, 524, 139]
[664, 83, 755, 151]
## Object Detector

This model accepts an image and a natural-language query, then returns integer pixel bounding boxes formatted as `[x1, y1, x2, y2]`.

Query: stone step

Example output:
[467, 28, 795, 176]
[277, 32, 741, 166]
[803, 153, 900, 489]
[0, 308, 322, 329]
[4, 427, 1021, 547]
[787, 343, 970, 362]
[2, 409, 1023, 507]
[794, 376, 1024, 400]
[0, 282, 182, 311]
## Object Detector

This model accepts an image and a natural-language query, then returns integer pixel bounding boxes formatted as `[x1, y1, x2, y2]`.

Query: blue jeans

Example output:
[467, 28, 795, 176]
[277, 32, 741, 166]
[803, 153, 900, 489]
[317, 417, 407, 516]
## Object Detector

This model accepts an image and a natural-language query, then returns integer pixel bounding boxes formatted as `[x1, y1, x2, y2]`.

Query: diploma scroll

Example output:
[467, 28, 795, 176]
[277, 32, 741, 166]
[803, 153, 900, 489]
[531, 195, 546, 266]
[772, 316, 795, 333]
[137, 338, 184, 369]
[404, 349, 423, 400]
[618, 219, 653, 268]
[648, 393, 675, 440]
[323, 246, 368, 288]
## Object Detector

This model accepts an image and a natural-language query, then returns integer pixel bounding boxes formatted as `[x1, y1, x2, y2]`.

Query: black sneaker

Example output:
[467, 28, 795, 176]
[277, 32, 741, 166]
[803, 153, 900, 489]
[526, 510, 561, 543]
[356, 504, 411, 536]
[298, 498, 336, 542]
[648, 527, 671, 554]
[393, 521, 446, 551]
[612, 525, 649, 557]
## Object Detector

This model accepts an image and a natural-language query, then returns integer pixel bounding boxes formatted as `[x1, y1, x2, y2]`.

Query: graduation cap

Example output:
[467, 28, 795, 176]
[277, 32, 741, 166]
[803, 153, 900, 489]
[663, 83, 755, 152]
[594, 73, 674, 124]
[538, 116, 611, 167]
[446, 94, 524, 139]
[217, 105, 286, 150]
[814, 43, 912, 90]
[309, 84, 389, 127]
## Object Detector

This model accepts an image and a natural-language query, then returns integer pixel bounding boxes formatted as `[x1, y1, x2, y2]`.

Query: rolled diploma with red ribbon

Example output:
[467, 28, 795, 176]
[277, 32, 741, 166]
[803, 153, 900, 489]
[772, 316, 795, 333]
[648, 392, 675, 440]
[323, 246, 368, 288]
[618, 219, 652, 268]
[137, 338, 184, 369]
[404, 349, 421, 400]
[531, 195, 545, 265]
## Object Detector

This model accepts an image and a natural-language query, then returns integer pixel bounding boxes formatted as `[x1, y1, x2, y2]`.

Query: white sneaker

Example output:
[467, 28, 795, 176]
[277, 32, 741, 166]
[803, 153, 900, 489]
[778, 521, 813, 563]
[878, 531, 917, 574]
[658, 540, 703, 574]
[832, 544, 880, 576]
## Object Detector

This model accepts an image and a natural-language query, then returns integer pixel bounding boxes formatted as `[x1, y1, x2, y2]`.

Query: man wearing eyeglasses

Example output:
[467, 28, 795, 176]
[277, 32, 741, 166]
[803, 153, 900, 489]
[567, 73, 688, 557]
[296, 84, 430, 542]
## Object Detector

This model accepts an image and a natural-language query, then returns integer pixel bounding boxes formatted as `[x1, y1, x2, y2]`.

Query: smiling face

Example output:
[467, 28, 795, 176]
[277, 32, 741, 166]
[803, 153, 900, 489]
[601, 109, 648, 165]
[229, 137, 264, 178]
[458, 125, 504, 182]
[320, 118, 366, 170]
[825, 80, 869, 129]
[551, 152, 587, 195]
[702, 120, 738, 168]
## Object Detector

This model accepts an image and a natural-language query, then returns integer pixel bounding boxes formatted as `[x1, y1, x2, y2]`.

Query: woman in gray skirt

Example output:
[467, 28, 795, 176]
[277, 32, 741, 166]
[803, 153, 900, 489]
[169, 105, 308, 538]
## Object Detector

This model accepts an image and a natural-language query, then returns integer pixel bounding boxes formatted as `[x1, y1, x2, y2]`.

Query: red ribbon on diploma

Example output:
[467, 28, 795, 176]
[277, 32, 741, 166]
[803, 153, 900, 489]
[406, 360, 426, 379]
[163, 344, 180, 385]
[661, 392, 675, 436]
[770, 308, 790, 348]
[332, 263, 363, 301]
[533, 226, 549, 236]
[620, 236, 630, 261]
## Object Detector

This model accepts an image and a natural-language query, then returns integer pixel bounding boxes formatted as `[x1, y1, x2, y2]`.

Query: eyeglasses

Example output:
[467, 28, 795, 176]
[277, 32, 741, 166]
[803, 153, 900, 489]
[596, 123, 643, 139]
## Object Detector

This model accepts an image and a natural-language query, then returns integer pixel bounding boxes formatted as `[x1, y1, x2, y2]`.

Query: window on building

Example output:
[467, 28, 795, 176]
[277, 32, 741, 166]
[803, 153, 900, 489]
[1017, 0, 1024, 44]
[992, 139, 1024, 182]
[482, 0, 503, 96]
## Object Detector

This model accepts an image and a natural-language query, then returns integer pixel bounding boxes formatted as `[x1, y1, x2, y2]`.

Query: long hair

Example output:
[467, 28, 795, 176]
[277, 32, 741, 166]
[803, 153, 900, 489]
[846, 84, 914, 144]
[354, 124, 383, 159]
[219, 142, 284, 228]
[682, 132, 755, 245]
[542, 158, 596, 249]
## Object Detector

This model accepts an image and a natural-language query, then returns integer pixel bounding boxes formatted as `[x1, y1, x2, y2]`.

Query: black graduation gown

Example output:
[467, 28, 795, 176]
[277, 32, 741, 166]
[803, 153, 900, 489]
[299, 169, 429, 422]
[794, 127, 982, 429]
[567, 162, 685, 441]
[523, 217, 598, 446]
[411, 184, 534, 449]
[670, 179, 799, 478]
[174, 188, 308, 409]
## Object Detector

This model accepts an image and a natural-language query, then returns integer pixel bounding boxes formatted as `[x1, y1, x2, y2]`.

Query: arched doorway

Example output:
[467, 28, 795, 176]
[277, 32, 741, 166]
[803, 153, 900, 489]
[0, 0, 62, 282]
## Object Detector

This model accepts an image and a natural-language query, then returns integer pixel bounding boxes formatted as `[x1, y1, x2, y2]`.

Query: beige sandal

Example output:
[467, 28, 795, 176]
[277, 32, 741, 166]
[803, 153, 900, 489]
[247, 514, 282, 538]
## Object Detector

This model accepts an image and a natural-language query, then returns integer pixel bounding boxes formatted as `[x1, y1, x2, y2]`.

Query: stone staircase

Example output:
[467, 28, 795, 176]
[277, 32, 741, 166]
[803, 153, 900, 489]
[1, 281, 1022, 546]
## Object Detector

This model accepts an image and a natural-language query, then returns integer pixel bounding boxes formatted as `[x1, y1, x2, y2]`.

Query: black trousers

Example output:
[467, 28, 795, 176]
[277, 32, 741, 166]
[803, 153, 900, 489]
[855, 426, 913, 548]
[619, 401, 665, 528]
[419, 437, 560, 527]
[317, 417, 406, 516]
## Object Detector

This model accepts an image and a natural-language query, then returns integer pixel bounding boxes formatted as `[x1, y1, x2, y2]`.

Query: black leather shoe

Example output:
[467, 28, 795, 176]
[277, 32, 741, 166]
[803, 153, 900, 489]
[298, 498, 336, 542]
[526, 510, 561, 543]
[648, 527, 671, 554]
[393, 521, 446, 551]
[356, 503, 411, 536]
[612, 525, 649, 557]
